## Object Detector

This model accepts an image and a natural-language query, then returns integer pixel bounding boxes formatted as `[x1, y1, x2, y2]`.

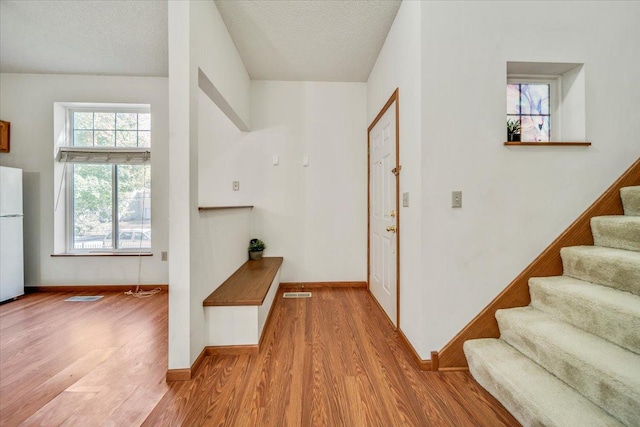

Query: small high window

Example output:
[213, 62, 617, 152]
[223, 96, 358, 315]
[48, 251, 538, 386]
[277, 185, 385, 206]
[507, 77, 559, 142]
[506, 62, 586, 144]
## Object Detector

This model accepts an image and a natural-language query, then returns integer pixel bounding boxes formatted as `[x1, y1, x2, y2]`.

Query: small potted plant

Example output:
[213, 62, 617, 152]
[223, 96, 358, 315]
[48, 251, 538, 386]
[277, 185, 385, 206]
[507, 118, 521, 142]
[248, 238, 266, 260]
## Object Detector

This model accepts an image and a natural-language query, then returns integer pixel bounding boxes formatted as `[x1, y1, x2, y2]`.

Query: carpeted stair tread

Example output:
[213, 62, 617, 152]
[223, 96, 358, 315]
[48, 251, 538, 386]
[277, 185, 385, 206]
[464, 339, 625, 427]
[465, 185, 640, 425]
[561, 246, 640, 296]
[497, 307, 640, 426]
[529, 276, 640, 354]
[591, 215, 640, 251]
[621, 186, 640, 216]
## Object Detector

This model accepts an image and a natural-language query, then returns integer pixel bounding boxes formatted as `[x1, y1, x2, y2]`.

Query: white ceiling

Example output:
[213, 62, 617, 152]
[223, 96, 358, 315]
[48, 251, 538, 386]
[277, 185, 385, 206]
[215, 0, 401, 82]
[0, 0, 400, 82]
[0, 0, 168, 77]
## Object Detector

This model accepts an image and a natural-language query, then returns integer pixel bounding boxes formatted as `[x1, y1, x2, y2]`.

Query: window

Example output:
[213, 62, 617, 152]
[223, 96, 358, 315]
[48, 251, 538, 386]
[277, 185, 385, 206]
[505, 62, 587, 144]
[72, 110, 150, 148]
[507, 77, 559, 142]
[64, 108, 152, 252]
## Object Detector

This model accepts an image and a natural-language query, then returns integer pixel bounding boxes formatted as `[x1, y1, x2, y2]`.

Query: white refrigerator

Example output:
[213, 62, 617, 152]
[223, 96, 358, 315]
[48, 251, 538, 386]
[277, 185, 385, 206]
[0, 166, 24, 302]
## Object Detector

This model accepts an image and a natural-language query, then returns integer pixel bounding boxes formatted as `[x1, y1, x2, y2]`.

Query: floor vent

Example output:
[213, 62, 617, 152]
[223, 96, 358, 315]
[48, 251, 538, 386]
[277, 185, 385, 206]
[64, 296, 104, 302]
[283, 292, 312, 299]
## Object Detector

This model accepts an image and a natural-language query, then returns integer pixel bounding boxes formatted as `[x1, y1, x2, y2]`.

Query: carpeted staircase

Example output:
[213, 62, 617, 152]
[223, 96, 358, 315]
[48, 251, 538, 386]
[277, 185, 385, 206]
[464, 186, 640, 427]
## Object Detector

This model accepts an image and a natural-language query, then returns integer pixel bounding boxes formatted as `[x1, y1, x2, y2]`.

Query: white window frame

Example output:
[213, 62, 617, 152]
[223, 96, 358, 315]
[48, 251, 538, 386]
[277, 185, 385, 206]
[63, 106, 152, 253]
[507, 75, 561, 142]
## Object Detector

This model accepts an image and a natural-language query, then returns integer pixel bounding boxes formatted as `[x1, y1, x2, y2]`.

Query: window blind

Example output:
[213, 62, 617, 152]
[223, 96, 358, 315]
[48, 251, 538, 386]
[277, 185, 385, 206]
[56, 147, 151, 164]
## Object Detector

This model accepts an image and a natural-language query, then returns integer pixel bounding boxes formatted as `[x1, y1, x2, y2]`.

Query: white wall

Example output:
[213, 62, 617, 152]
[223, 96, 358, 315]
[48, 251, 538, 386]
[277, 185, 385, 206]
[199, 81, 367, 283]
[188, 0, 255, 368]
[249, 81, 367, 282]
[190, 92, 252, 362]
[167, 0, 192, 370]
[197, 90, 252, 207]
[419, 1, 640, 355]
[0, 73, 169, 287]
[193, 208, 253, 346]
[168, 0, 254, 369]
[190, 0, 251, 128]
[366, 0, 424, 354]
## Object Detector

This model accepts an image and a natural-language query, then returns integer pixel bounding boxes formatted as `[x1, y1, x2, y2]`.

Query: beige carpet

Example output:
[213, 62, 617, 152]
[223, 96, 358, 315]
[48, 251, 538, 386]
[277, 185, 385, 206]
[464, 186, 640, 427]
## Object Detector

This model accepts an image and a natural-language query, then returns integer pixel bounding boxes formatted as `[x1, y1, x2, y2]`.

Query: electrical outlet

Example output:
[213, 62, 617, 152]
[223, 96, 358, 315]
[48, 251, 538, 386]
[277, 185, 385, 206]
[452, 191, 462, 208]
[233, 181, 240, 191]
[402, 192, 409, 207]
[161, 251, 168, 261]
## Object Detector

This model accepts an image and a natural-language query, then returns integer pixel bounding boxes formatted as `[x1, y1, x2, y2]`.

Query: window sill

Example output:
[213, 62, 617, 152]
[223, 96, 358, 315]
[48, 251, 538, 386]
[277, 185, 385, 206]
[51, 252, 153, 257]
[504, 141, 591, 146]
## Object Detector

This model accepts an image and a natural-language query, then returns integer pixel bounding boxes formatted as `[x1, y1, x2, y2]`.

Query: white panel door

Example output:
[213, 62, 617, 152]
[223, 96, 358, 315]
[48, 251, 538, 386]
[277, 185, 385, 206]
[369, 101, 397, 327]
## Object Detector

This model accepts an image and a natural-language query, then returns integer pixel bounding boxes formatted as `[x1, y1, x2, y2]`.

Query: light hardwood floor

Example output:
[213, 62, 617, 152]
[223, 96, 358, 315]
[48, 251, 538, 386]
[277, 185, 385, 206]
[0, 288, 519, 426]
[0, 290, 169, 426]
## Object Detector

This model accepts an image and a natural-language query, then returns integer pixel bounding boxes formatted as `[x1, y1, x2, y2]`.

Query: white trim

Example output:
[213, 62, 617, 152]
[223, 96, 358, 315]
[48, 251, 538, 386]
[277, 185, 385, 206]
[68, 108, 151, 148]
[58, 103, 153, 254]
[66, 162, 74, 254]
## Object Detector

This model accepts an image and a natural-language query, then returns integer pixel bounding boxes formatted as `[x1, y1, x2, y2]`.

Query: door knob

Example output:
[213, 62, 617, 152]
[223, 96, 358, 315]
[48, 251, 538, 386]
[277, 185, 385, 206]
[386, 225, 397, 233]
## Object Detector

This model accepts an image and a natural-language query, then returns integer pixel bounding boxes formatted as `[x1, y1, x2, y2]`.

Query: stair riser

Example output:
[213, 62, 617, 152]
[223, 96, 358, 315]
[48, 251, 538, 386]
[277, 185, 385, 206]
[529, 280, 640, 354]
[591, 217, 640, 252]
[497, 310, 640, 427]
[561, 250, 640, 296]
[621, 186, 640, 216]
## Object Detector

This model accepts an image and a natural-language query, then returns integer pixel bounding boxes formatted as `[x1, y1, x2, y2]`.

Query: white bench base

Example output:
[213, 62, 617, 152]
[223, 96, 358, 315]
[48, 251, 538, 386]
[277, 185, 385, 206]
[204, 268, 280, 346]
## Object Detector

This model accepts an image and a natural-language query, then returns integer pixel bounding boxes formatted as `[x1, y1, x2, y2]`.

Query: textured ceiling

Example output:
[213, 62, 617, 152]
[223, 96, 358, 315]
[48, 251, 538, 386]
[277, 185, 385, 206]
[0, 0, 168, 76]
[0, 0, 400, 82]
[214, 0, 402, 82]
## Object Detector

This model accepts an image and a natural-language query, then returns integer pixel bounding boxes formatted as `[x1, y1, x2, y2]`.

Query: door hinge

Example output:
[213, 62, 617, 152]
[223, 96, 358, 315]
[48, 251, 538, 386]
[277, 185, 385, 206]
[391, 165, 402, 176]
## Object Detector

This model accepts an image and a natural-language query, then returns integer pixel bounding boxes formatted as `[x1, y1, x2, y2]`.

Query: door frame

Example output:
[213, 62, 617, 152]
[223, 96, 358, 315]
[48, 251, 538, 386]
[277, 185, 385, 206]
[367, 88, 400, 329]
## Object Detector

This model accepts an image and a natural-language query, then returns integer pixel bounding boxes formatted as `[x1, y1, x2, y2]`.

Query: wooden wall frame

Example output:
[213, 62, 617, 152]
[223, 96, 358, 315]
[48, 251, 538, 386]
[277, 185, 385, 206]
[0, 121, 9, 153]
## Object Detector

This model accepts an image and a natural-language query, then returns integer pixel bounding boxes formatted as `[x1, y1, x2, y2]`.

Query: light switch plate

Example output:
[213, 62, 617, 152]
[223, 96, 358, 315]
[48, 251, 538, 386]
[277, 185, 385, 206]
[161, 251, 168, 261]
[452, 191, 462, 208]
[402, 192, 409, 207]
[272, 155, 279, 166]
[233, 181, 240, 191]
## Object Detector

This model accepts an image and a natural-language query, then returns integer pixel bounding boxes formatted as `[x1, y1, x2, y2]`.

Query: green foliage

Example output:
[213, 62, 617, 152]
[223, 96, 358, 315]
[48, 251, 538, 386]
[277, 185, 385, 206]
[248, 238, 266, 252]
[73, 164, 150, 237]
[507, 118, 521, 135]
[70, 111, 153, 240]
[73, 164, 112, 236]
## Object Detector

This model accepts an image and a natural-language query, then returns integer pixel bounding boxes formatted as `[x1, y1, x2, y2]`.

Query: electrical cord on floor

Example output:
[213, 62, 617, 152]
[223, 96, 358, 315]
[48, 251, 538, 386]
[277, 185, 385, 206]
[125, 286, 162, 298]
[124, 165, 160, 299]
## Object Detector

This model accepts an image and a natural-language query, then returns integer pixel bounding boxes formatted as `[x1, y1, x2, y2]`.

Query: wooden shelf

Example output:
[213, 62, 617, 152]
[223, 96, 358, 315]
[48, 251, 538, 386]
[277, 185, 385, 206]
[198, 205, 254, 211]
[203, 257, 283, 306]
[504, 141, 591, 146]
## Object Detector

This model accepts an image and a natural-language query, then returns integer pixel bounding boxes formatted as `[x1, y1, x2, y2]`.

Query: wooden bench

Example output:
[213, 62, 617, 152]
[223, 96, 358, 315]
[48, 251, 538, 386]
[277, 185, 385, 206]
[203, 257, 283, 349]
